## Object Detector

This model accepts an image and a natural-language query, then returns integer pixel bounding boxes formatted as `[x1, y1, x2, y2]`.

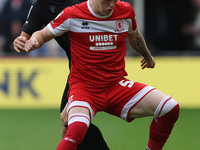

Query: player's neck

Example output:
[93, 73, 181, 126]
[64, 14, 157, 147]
[89, 0, 105, 16]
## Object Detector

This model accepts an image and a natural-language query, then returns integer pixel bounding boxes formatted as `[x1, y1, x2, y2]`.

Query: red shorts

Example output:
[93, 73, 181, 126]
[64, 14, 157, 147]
[67, 77, 155, 122]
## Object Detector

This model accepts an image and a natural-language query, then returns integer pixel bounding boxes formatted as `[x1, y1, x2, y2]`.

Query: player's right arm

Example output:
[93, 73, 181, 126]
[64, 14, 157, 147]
[25, 26, 56, 52]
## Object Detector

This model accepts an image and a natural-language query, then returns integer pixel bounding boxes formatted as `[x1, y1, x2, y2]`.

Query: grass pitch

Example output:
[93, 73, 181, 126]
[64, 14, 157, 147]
[0, 108, 199, 150]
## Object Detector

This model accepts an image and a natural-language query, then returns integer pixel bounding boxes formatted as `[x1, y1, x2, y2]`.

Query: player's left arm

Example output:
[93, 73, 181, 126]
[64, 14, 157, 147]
[127, 29, 156, 69]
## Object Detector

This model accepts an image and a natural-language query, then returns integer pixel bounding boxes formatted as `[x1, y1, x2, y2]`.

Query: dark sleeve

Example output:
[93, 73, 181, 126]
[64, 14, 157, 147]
[22, 1, 45, 35]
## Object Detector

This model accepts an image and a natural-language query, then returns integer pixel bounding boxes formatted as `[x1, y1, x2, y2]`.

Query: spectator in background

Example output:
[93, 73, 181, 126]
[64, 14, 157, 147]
[0, 0, 8, 55]
[0, 0, 8, 12]
[1, 0, 32, 55]
[182, 0, 200, 50]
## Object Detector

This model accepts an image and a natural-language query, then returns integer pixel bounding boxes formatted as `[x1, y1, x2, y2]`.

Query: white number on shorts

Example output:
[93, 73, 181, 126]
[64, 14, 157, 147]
[119, 80, 134, 88]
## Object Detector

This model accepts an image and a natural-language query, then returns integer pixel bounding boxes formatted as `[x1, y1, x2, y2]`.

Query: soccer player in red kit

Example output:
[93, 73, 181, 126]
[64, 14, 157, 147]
[23, 0, 180, 150]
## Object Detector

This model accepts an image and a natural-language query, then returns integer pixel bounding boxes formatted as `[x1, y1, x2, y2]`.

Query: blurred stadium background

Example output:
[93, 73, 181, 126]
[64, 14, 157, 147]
[0, 0, 200, 149]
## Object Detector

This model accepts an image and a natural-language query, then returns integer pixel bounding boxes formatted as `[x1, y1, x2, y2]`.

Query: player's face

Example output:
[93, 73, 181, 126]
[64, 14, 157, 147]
[94, 0, 118, 16]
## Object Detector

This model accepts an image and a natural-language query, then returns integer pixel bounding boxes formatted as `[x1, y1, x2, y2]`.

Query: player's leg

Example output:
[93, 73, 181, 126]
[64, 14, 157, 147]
[129, 89, 180, 150]
[61, 104, 110, 150]
[57, 106, 90, 150]
[60, 83, 69, 138]
[108, 79, 179, 150]
[60, 83, 110, 150]
[81, 123, 110, 150]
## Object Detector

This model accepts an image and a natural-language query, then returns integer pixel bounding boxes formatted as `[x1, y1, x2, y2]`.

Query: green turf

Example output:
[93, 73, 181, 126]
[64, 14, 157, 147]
[0, 108, 199, 150]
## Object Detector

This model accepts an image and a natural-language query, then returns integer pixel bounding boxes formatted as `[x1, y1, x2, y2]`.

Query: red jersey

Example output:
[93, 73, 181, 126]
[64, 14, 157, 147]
[48, 1, 137, 88]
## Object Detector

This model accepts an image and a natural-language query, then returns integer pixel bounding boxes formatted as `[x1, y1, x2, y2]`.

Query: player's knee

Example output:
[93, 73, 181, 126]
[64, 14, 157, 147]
[68, 113, 90, 127]
[154, 96, 180, 121]
[61, 111, 68, 126]
[67, 101, 95, 121]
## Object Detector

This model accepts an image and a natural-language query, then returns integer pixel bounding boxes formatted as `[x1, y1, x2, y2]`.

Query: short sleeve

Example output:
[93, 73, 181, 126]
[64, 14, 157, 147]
[48, 8, 70, 36]
[128, 7, 137, 33]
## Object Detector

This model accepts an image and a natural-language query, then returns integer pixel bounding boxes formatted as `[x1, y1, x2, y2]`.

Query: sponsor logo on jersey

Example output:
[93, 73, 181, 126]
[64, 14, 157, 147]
[50, 5, 55, 13]
[89, 34, 118, 50]
[89, 34, 118, 42]
[64, 137, 76, 143]
[114, 20, 125, 32]
[81, 21, 90, 29]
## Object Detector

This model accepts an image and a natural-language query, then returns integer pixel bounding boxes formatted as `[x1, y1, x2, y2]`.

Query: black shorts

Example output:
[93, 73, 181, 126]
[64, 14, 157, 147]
[60, 82, 69, 113]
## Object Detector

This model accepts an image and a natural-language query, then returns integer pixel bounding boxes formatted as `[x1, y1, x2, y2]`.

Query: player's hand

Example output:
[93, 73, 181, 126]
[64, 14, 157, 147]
[140, 56, 155, 69]
[24, 39, 39, 52]
[13, 36, 27, 53]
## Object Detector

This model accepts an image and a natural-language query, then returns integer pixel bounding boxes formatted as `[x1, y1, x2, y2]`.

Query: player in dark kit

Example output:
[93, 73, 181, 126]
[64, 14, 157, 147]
[13, 0, 109, 150]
